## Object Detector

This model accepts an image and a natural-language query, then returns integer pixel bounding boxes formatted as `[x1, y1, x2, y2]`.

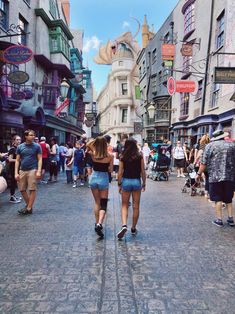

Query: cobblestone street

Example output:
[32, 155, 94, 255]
[0, 174, 235, 313]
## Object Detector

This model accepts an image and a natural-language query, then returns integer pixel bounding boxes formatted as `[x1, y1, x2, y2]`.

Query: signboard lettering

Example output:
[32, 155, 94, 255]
[85, 112, 96, 121]
[3, 45, 33, 64]
[214, 67, 235, 84]
[161, 44, 175, 60]
[54, 98, 70, 116]
[167, 77, 196, 95]
[7, 71, 29, 84]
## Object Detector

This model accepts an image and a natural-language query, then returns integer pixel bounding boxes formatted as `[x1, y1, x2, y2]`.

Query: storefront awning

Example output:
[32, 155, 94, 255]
[34, 54, 75, 79]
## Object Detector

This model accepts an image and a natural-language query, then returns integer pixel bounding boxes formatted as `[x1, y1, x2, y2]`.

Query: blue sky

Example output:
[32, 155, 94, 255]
[70, 0, 178, 95]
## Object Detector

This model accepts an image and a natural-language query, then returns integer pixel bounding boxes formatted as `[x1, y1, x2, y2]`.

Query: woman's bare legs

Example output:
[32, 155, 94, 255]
[121, 191, 131, 226]
[131, 190, 141, 230]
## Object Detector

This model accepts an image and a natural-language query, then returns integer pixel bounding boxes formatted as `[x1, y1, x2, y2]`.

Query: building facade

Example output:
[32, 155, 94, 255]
[0, 0, 89, 151]
[95, 32, 142, 145]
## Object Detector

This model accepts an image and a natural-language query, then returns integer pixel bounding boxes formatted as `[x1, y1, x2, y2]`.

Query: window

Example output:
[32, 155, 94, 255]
[216, 11, 225, 49]
[121, 83, 128, 96]
[180, 93, 189, 116]
[184, 3, 195, 35]
[49, 0, 58, 19]
[139, 66, 142, 77]
[119, 61, 123, 66]
[152, 49, 157, 64]
[152, 75, 157, 94]
[210, 83, 220, 109]
[18, 15, 28, 45]
[121, 109, 128, 123]
[196, 80, 203, 99]
[0, 0, 8, 29]
[49, 27, 70, 59]
[142, 60, 146, 74]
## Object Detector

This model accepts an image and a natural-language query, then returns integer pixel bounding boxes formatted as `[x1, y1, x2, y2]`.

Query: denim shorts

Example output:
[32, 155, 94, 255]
[89, 171, 109, 190]
[122, 178, 142, 192]
[73, 166, 84, 175]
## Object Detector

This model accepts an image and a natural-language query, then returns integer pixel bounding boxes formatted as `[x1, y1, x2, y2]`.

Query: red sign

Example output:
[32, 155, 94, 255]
[54, 98, 70, 116]
[176, 80, 196, 93]
[3, 45, 33, 64]
[161, 44, 175, 60]
[167, 77, 176, 95]
[167, 77, 196, 95]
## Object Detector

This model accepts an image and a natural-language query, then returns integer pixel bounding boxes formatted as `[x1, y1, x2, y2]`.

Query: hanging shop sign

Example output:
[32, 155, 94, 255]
[134, 122, 143, 133]
[23, 88, 34, 100]
[11, 91, 26, 100]
[214, 67, 235, 84]
[7, 70, 29, 84]
[180, 44, 193, 57]
[3, 45, 33, 64]
[161, 43, 175, 60]
[85, 112, 96, 121]
[164, 60, 173, 67]
[54, 98, 70, 116]
[58, 112, 68, 119]
[167, 77, 196, 95]
[84, 119, 93, 127]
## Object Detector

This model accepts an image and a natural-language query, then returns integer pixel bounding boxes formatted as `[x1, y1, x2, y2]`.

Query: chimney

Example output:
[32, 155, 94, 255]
[142, 15, 149, 48]
[61, 0, 70, 26]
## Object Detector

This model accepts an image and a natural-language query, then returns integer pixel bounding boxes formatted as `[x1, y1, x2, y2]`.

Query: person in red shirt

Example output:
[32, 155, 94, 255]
[39, 137, 50, 183]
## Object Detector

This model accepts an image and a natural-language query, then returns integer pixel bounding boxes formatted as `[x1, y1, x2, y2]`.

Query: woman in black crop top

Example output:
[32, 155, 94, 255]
[86, 137, 113, 238]
[117, 138, 146, 239]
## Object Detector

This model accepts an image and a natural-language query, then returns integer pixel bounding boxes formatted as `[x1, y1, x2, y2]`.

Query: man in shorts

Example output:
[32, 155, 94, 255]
[15, 129, 42, 215]
[196, 130, 235, 227]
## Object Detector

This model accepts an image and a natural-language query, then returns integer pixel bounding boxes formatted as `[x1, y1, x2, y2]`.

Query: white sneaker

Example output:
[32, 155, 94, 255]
[72, 183, 77, 188]
[177, 175, 180, 178]
[180, 174, 186, 178]
[80, 182, 84, 186]
[9, 196, 21, 204]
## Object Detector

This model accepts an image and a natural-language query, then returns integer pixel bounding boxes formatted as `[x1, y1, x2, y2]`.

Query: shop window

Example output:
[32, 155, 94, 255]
[18, 15, 28, 45]
[49, 0, 58, 19]
[180, 93, 189, 116]
[121, 83, 128, 96]
[184, 3, 195, 35]
[216, 10, 225, 49]
[0, 0, 8, 29]
[121, 108, 128, 123]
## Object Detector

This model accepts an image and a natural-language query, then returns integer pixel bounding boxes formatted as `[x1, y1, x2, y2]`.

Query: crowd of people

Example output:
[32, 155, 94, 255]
[0, 128, 235, 234]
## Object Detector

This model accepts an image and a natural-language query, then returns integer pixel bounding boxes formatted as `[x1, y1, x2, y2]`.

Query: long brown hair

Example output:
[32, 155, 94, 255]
[121, 138, 141, 162]
[93, 136, 108, 159]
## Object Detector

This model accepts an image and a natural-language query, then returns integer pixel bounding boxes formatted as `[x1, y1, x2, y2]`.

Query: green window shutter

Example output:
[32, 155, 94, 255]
[135, 85, 141, 99]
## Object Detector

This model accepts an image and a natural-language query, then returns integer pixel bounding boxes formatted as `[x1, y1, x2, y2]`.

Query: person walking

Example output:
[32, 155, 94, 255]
[39, 136, 50, 183]
[65, 142, 74, 184]
[117, 138, 146, 239]
[7, 135, 22, 203]
[73, 141, 85, 187]
[86, 136, 113, 238]
[15, 129, 42, 215]
[142, 142, 151, 169]
[48, 138, 59, 182]
[196, 130, 235, 227]
[173, 140, 187, 178]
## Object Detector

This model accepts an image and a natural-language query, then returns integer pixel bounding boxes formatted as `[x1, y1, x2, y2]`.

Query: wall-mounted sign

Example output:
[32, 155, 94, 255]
[214, 67, 235, 84]
[167, 77, 196, 95]
[54, 98, 70, 116]
[164, 60, 173, 67]
[84, 119, 93, 127]
[181, 44, 193, 57]
[3, 45, 33, 64]
[161, 43, 175, 60]
[7, 71, 29, 84]
[11, 91, 26, 100]
[23, 88, 34, 100]
[85, 112, 96, 121]
[167, 77, 176, 95]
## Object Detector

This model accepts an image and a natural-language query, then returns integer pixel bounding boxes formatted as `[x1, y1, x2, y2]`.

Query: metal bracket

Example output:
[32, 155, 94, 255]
[0, 24, 30, 39]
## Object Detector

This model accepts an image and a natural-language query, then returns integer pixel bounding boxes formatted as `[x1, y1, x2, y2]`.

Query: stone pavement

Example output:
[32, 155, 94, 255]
[0, 174, 235, 313]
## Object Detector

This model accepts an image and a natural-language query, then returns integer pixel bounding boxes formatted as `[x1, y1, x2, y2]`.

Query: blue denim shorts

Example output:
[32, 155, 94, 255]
[122, 178, 142, 192]
[89, 171, 109, 190]
[73, 166, 84, 175]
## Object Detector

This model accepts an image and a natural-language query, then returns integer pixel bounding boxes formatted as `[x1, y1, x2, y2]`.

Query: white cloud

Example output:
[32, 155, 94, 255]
[83, 36, 101, 53]
[122, 21, 130, 29]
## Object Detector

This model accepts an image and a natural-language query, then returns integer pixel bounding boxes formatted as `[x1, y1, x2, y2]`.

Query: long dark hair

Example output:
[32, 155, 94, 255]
[121, 138, 141, 162]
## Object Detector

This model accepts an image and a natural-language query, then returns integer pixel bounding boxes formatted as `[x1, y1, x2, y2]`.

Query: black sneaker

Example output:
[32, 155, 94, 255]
[9, 196, 21, 204]
[131, 227, 137, 235]
[227, 217, 235, 227]
[18, 207, 33, 215]
[95, 224, 104, 237]
[212, 219, 223, 227]
[117, 225, 127, 239]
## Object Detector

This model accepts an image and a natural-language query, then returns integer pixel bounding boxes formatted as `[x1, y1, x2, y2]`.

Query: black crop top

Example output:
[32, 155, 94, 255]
[123, 157, 141, 179]
[93, 161, 109, 172]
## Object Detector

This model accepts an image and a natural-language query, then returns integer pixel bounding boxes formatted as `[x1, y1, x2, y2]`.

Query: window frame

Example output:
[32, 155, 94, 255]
[216, 10, 225, 49]
[121, 108, 128, 123]
[0, 0, 8, 30]
[180, 92, 189, 116]
[18, 14, 28, 45]
[121, 83, 128, 96]
[184, 3, 195, 35]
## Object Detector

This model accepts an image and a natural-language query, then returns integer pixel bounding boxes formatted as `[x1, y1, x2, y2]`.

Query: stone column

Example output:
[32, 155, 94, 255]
[116, 105, 120, 125]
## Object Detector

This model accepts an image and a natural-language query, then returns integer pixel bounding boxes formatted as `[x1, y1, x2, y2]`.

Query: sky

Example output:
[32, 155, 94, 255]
[70, 0, 179, 96]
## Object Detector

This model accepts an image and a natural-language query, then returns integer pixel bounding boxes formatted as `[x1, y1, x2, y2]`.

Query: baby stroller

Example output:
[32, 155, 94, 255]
[181, 163, 204, 196]
[148, 144, 171, 181]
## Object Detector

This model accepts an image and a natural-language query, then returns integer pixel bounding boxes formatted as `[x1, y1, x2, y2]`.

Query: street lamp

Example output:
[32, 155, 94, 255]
[60, 79, 70, 100]
[148, 102, 155, 119]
